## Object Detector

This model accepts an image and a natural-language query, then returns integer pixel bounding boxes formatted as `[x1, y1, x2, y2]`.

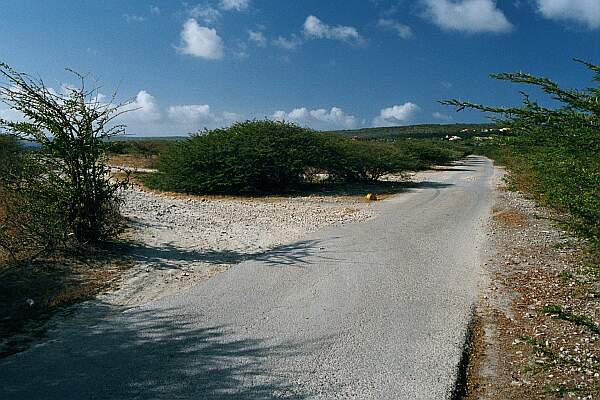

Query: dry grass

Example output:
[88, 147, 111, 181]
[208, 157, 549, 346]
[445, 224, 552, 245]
[492, 208, 529, 227]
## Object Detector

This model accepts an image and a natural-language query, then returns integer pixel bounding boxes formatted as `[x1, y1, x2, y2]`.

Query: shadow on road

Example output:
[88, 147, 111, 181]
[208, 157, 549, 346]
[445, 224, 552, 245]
[119, 238, 337, 271]
[0, 303, 314, 399]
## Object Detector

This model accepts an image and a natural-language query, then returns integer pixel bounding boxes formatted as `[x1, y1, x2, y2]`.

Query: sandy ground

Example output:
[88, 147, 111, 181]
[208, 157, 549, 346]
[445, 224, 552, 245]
[102, 186, 379, 306]
[466, 168, 600, 399]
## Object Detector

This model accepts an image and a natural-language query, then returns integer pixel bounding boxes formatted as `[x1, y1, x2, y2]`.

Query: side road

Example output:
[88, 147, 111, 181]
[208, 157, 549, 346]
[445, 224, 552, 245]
[0, 156, 495, 399]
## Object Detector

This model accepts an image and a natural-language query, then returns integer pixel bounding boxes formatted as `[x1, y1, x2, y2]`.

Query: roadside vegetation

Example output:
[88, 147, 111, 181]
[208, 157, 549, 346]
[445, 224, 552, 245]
[141, 119, 469, 195]
[446, 59, 599, 253]
[107, 139, 175, 169]
[0, 63, 130, 356]
[445, 59, 600, 398]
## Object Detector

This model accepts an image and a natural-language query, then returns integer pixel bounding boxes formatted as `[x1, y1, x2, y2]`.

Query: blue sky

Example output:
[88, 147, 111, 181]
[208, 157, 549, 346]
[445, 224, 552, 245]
[1, 0, 599, 135]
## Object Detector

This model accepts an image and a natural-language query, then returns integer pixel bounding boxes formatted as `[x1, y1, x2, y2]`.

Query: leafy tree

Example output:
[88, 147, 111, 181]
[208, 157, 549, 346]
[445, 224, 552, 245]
[443, 59, 600, 248]
[0, 63, 129, 259]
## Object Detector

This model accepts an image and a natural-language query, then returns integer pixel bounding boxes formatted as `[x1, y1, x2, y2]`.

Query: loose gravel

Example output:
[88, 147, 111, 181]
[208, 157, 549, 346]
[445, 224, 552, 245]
[103, 186, 376, 306]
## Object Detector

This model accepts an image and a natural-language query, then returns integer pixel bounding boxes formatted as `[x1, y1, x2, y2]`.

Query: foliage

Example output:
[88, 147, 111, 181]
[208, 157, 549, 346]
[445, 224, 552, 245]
[0, 63, 128, 260]
[0, 152, 69, 260]
[145, 120, 325, 194]
[145, 120, 440, 194]
[0, 134, 22, 178]
[443, 59, 600, 250]
[394, 139, 470, 168]
[318, 134, 419, 182]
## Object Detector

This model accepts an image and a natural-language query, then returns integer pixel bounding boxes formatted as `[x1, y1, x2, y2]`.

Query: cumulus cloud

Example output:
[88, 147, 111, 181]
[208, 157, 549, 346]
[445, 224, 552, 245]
[177, 19, 224, 60]
[377, 18, 414, 39]
[373, 103, 420, 127]
[220, 0, 250, 11]
[536, 0, 600, 29]
[421, 0, 513, 33]
[167, 104, 212, 124]
[168, 104, 244, 129]
[121, 90, 161, 122]
[0, 107, 24, 122]
[271, 106, 359, 130]
[248, 30, 267, 46]
[303, 15, 363, 43]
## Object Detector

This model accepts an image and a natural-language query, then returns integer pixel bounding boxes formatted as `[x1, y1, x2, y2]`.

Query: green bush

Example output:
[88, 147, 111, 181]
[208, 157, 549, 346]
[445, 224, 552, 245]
[395, 139, 469, 168]
[444, 59, 600, 250]
[0, 153, 70, 260]
[0, 63, 127, 258]
[145, 120, 326, 194]
[145, 120, 429, 194]
[318, 135, 419, 181]
[0, 135, 22, 178]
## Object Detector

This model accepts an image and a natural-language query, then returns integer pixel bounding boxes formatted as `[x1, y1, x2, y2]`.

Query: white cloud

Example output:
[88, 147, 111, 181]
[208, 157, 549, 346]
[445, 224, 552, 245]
[273, 35, 303, 50]
[220, 0, 250, 11]
[150, 5, 160, 15]
[432, 112, 454, 121]
[248, 30, 267, 46]
[168, 104, 244, 129]
[271, 106, 359, 130]
[303, 15, 362, 43]
[168, 104, 212, 124]
[177, 19, 224, 60]
[536, 0, 600, 29]
[121, 90, 161, 122]
[378, 18, 414, 39]
[373, 103, 420, 127]
[421, 0, 513, 33]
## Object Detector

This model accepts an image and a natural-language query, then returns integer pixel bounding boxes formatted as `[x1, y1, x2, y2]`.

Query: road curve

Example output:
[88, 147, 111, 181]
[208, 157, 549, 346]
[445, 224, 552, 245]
[0, 156, 495, 400]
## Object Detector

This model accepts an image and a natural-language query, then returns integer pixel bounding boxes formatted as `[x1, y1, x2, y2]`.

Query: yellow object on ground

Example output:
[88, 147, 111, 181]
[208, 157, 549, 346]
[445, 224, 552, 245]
[366, 193, 378, 201]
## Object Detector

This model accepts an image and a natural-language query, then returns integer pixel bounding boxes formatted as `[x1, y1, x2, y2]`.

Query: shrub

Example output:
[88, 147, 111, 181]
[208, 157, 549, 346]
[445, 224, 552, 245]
[397, 139, 469, 168]
[146, 120, 326, 194]
[146, 120, 423, 194]
[318, 135, 419, 181]
[0, 63, 128, 259]
[0, 153, 70, 260]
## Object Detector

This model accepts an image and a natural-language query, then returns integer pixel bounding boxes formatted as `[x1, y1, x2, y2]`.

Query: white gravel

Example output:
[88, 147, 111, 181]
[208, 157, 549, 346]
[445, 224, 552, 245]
[103, 186, 376, 306]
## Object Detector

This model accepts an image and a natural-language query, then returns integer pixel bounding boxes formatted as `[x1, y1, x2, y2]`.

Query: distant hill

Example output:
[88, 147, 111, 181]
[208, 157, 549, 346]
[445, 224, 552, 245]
[326, 123, 494, 140]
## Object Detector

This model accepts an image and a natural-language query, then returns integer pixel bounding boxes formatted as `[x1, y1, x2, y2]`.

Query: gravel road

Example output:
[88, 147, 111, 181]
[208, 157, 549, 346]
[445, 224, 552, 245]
[107, 187, 374, 306]
[0, 156, 495, 399]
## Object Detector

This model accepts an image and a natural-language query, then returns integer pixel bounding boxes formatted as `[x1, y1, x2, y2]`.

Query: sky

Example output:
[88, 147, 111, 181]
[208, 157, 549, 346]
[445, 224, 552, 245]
[0, 0, 599, 136]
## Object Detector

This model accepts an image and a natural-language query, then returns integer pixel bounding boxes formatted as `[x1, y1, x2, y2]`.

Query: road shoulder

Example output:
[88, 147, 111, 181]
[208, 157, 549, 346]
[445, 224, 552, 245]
[467, 167, 600, 399]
